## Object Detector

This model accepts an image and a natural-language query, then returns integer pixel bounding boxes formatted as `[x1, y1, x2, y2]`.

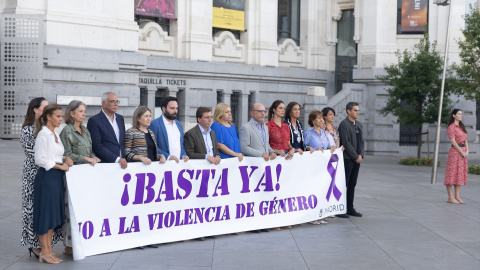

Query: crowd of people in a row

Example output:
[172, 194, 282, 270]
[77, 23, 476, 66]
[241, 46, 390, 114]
[20, 92, 366, 264]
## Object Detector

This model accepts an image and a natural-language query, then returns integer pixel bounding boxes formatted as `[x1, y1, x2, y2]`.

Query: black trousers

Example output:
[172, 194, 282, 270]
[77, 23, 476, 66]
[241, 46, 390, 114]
[344, 158, 361, 211]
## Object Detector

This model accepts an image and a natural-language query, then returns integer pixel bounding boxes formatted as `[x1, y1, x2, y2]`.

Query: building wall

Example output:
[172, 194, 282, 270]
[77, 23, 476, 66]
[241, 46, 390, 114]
[0, 0, 477, 157]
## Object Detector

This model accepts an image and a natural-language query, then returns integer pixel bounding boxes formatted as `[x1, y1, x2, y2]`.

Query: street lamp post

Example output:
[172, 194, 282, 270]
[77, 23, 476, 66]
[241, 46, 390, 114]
[431, 0, 452, 184]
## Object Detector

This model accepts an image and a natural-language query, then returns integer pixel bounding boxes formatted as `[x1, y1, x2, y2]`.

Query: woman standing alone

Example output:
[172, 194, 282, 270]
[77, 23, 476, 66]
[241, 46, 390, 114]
[444, 109, 469, 204]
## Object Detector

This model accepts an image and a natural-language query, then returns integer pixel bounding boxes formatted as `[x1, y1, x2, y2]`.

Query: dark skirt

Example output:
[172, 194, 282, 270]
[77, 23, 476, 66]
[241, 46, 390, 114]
[33, 167, 65, 236]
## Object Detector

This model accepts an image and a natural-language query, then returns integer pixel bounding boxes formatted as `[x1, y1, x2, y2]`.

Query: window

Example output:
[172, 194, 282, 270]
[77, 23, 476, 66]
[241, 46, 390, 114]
[248, 91, 255, 121]
[135, 15, 171, 35]
[231, 92, 241, 129]
[399, 124, 419, 146]
[397, 0, 429, 34]
[216, 90, 224, 105]
[278, 0, 300, 45]
[335, 10, 357, 93]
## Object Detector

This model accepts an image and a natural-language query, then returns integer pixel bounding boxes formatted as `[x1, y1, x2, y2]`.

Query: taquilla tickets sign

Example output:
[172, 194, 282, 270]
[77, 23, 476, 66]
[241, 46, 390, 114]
[66, 150, 346, 260]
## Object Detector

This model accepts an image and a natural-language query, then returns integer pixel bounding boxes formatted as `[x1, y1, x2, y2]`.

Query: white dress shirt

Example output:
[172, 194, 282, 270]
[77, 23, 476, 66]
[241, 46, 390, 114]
[102, 109, 121, 162]
[162, 115, 181, 159]
[199, 124, 214, 159]
[34, 126, 64, 171]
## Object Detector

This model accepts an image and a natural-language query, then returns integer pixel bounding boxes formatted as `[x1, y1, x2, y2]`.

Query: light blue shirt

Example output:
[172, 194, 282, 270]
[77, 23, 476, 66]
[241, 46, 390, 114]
[250, 118, 266, 147]
[304, 127, 331, 150]
[199, 124, 214, 160]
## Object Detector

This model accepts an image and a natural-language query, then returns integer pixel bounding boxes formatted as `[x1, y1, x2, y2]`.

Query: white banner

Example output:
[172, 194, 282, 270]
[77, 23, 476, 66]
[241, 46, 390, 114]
[66, 150, 346, 260]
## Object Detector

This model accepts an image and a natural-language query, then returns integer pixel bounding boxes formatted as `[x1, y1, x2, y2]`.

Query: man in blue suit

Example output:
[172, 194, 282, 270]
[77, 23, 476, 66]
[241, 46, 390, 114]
[87, 92, 127, 169]
[149, 96, 189, 163]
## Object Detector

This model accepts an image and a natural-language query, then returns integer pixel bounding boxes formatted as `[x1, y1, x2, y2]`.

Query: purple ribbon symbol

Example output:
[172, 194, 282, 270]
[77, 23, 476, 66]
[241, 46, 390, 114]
[326, 154, 342, 201]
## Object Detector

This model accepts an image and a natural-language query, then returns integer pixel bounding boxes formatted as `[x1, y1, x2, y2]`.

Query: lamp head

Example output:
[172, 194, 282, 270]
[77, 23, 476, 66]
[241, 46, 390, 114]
[434, 0, 450, 6]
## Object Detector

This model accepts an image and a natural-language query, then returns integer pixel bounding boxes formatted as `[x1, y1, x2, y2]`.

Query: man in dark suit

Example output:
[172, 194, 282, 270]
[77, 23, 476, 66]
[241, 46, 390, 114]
[87, 92, 127, 169]
[184, 107, 221, 165]
[186, 107, 221, 240]
[148, 96, 189, 163]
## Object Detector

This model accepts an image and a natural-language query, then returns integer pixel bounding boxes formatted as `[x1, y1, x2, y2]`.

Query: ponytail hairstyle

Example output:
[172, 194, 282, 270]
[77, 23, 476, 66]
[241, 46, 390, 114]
[33, 104, 63, 136]
[448, 109, 467, 134]
[267, 100, 284, 122]
[22, 97, 46, 128]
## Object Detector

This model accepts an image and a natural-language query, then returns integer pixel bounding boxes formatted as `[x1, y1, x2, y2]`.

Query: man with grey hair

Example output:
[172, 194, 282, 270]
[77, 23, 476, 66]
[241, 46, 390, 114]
[337, 101, 364, 218]
[239, 103, 277, 161]
[87, 92, 127, 169]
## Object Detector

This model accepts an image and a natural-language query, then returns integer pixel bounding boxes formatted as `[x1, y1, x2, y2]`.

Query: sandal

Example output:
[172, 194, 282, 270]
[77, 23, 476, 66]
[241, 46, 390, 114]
[63, 246, 73, 255]
[39, 253, 59, 264]
[51, 253, 63, 262]
[319, 219, 328, 224]
[310, 221, 321, 225]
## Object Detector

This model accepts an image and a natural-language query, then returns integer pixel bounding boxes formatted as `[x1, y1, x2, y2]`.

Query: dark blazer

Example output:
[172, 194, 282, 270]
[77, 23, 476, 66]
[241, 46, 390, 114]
[87, 110, 125, 163]
[338, 117, 364, 160]
[148, 115, 187, 158]
[184, 125, 219, 159]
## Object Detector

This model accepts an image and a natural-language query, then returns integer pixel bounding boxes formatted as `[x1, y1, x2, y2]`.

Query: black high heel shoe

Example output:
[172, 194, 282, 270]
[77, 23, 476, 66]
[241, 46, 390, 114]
[28, 248, 40, 258]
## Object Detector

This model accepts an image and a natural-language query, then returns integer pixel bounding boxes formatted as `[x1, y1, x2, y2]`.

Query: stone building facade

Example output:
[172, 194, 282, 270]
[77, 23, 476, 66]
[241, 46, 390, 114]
[0, 0, 478, 157]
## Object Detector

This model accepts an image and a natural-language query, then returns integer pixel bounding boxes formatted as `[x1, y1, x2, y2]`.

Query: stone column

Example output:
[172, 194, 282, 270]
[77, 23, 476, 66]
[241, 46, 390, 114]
[222, 92, 232, 106]
[146, 85, 157, 118]
[238, 93, 250, 126]
[244, 0, 279, 66]
[167, 87, 179, 98]
[176, 0, 213, 61]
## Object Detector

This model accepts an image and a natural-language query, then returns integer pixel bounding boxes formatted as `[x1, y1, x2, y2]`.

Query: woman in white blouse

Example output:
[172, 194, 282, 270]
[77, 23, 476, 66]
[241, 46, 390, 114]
[32, 104, 72, 264]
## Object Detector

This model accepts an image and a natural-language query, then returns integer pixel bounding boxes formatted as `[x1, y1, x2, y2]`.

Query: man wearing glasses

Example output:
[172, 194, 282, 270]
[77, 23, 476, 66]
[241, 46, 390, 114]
[337, 101, 364, 218]
[88, 92, 128, 169]
[239, 103, 277, 161]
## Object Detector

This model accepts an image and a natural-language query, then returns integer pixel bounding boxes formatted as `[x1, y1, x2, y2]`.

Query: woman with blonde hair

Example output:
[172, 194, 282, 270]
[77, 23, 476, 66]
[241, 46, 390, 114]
[60, 100, 100, 255]
[33, 104, 73, 263]
[211, 103, 243, 161]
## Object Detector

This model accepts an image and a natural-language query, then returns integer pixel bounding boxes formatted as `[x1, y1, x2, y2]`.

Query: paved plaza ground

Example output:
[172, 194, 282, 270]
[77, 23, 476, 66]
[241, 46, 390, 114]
[0, 139, 479, 270]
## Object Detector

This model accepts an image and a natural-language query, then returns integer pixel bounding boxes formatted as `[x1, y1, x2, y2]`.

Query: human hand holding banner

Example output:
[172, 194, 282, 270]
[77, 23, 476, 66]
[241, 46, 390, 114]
[66, 150, 346, 260]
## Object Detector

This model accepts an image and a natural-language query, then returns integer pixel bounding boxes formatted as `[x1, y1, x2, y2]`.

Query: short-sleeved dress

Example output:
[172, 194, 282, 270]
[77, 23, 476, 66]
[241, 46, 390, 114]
[444, 124, 468, 185]
[211, 122, 241, 159]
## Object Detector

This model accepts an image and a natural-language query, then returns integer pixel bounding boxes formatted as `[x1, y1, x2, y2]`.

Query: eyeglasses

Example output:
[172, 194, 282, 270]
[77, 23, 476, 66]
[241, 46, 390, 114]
[108, 100, 120, 105]
[253, 110, 267, 114]
[354, 126, 360, 134]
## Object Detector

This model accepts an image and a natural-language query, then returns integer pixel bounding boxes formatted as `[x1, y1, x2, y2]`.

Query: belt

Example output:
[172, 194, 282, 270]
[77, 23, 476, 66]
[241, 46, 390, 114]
[453, 144, 465, 147]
